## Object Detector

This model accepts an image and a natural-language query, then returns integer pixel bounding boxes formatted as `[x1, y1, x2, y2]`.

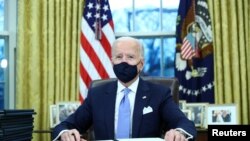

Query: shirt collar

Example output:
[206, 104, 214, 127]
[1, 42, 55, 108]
[117, 77, 140, 93]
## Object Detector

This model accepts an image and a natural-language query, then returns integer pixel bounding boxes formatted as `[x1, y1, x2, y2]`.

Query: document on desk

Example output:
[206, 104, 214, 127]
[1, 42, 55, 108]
[97, 138, 164, 141]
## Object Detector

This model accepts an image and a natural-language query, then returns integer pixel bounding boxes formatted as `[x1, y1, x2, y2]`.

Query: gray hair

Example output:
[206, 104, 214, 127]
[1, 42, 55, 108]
[112, 36, 144, 59]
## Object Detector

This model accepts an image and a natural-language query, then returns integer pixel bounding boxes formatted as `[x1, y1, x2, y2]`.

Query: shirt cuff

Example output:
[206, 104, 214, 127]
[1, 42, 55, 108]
[175, 128, 193, 140]
[52, 129, 69, 141]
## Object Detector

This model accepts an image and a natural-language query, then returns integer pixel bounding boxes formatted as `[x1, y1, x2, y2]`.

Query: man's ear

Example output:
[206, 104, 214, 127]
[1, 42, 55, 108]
[140, 59, 145, 68]
[111, 59, 115, 66]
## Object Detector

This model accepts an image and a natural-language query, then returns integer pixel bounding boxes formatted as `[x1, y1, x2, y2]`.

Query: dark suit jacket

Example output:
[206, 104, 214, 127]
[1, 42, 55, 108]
[53, 78, 197, 140]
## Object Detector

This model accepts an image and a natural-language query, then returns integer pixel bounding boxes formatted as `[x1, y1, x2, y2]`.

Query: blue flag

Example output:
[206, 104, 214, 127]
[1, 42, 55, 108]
[175, 0, 214, 103]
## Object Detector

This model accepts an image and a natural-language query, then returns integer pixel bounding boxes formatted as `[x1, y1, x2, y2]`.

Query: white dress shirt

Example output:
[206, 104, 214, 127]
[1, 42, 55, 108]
[114, 77, 139, 138]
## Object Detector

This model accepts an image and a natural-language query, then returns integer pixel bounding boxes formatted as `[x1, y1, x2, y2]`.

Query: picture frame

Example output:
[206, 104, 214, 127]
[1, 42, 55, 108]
[182, 109, 192, 120]
[179, 100, 186, 110]
[49, 105, 58, 128]
[57, 102, 81, 123]
[185, 103, 208, 128]
[207, 104, 238, 125]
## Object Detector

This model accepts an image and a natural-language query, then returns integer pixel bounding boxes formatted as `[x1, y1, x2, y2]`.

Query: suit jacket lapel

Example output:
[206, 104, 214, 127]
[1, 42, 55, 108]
[104, 81, 117, 139]
[132, 78, 150, 137]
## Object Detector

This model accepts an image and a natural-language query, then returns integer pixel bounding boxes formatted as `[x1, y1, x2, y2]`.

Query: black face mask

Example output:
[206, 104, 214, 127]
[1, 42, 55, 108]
[113, 62, 139, 83]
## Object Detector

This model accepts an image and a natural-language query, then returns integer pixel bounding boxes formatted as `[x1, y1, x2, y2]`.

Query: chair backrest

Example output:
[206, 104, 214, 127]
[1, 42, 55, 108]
[90, 76, 179, 103]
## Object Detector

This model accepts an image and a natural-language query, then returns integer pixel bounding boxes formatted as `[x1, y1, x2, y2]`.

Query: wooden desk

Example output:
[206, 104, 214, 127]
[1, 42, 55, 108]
[34, 128, 208, 141]
[196, 128, 207, 141]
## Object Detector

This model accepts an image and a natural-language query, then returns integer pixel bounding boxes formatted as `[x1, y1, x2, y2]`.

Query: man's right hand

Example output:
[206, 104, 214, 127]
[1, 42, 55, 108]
[60, 129, 86, 141]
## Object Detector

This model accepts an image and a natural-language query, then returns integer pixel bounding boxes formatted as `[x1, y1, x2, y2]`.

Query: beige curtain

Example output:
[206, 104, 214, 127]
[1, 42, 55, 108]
[208, 0, 250, 124]
[16, 0, 84, 140]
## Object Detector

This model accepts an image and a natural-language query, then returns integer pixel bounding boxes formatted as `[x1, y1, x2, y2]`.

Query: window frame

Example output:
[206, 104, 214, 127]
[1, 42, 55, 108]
[111, 0, 178, 77]
[0, 0, 17, 109]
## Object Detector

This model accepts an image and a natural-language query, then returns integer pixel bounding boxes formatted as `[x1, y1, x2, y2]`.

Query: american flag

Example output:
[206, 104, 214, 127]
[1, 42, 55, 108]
[181, 35, 196, 60]
[80, 0, 116, 101]
[175, 0, 214, 103]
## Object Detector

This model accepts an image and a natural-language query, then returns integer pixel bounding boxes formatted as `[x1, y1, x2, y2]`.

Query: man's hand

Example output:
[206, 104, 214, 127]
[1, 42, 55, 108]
[164, 129, 187, 141]
[60, 129, 86, 141]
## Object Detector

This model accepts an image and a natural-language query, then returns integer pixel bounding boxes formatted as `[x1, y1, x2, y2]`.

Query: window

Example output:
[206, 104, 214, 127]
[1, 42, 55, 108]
[109, 0, 180, 77]
[0, 0, 17, 109]
[0, 0, 5, 109]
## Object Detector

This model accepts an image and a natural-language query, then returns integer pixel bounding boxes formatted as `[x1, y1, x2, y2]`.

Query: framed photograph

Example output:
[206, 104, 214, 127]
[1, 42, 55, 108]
[57, 102, 81, 123]
[50, 105, 58, 128]
[182, 109, 192, 120]
[185, 103, 208, 128]
[179, 100, 186, 110]
[207, 104, 238, 125]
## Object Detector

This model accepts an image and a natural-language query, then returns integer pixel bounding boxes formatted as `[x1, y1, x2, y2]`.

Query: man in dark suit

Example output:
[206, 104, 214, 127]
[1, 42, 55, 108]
[53, 37, 197, 141]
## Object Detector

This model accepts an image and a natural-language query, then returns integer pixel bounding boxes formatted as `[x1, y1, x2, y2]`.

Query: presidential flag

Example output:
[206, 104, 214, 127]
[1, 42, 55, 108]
[79, 0, 116, 101]
[175, 0, 214, 103]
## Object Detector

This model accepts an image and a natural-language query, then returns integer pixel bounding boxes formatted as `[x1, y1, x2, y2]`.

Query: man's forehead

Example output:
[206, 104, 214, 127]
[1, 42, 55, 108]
[114, 45, 139, 54]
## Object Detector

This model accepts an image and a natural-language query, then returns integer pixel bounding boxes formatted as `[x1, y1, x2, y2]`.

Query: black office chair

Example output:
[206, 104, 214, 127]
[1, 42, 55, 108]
[89, 76, 179, 103]
[86, 76, 180, 140]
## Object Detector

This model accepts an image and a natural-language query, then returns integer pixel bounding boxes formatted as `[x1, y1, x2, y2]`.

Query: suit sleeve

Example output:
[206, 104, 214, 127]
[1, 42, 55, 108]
[52, 90, 94, 140]
[160, 88, 197, 140]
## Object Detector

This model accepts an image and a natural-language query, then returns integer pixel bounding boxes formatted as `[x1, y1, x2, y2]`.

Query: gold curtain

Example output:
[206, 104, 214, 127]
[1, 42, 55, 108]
[16, 0, 84, 140]
[208, 0, 250, 124]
